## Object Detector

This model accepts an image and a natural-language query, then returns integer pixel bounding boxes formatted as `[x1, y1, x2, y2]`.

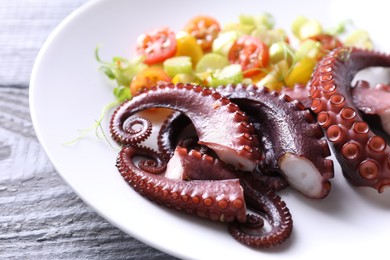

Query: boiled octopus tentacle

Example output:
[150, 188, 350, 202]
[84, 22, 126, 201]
[215, 83, 334, 198]
[228, 179, 293, 248]
[116, 145, 247, 223]
[110, 83, 261, 172]
[165, 145, 292, 247]
[309, 47, 390, 191]
[166, 146, 238, 181]
[110, 116, 152, 145]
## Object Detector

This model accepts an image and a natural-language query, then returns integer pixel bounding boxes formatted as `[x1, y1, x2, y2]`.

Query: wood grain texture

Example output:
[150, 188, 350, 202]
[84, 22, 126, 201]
[0, 0, 177, 258]
[0, 0, 88, 86]
[0, 87, 176, 259]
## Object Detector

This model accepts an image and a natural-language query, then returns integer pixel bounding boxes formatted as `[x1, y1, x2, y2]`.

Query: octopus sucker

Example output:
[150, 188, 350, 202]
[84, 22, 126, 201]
[215, 83, 334, 198]
[308, 47, 390, 191]
[110, 83, 261, 172]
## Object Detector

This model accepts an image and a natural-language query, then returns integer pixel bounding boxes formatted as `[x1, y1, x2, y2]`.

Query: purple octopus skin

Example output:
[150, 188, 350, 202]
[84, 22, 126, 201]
[279, 83, 313, 109]
[164, 145, 292, 247]
[110, 83, 261, 172]
[116, 145, 247, 223]
[352, 80, 390, 137]
[157, 111, 195, 158]
[309, 47, 390, 192]
[215, 84, 334, 199]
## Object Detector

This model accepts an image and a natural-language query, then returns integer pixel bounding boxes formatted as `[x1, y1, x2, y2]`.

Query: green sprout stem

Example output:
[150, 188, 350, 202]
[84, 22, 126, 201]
[65, 99, 121, 149]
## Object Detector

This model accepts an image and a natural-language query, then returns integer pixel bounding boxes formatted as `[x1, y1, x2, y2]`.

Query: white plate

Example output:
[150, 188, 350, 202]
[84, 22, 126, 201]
[30, 0, 390, 259]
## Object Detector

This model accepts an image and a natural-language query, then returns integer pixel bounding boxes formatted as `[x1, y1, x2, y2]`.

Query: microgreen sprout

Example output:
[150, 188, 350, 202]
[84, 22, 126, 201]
[65, 99, 120, 149]
[66, 46, 144, 147]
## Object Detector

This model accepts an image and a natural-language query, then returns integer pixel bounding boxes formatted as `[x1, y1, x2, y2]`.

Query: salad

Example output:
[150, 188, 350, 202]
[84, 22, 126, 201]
[96, 13, 373, 105]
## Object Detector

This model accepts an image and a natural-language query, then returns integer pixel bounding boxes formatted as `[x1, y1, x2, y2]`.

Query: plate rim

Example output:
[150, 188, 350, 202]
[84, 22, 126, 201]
[28, 1, 390, 259]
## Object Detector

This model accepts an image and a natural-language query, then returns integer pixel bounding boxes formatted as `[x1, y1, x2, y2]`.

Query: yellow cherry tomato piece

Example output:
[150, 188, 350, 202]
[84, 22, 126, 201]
[171, 73, 199, 84]
[175, 32, 204, 67]
[285, 57, 316, 87]
[256, 60, 289, 91]
[130, 67, 171, 96]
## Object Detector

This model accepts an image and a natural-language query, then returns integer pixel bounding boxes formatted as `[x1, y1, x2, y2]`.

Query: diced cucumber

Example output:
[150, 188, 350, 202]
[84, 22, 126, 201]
[195, 53, 230, 73]
[212, 31, 240, 56]
[208, 64, 243, 87]
[295, 39, 322, 61]
[239, 14, 256, 26]
[269, 41, 294, 65]
[299, 19, 323, 39]
[291, 16, 323, 40]
[291, 16, 308, 39]
[163, 56, 193, 77]
[239, 13, 274, 30]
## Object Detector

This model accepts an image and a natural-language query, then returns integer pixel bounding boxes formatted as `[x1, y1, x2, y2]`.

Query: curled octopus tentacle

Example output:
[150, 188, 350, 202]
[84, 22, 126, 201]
[110, 116, 152, 145]
[215, 83, 334, 198]
[228, 180, 293, 248]
[116, 145, 247, 223]
[110, 83, 261, 172]
[309, 47, 390, 191]
[165, 145, 292, 247]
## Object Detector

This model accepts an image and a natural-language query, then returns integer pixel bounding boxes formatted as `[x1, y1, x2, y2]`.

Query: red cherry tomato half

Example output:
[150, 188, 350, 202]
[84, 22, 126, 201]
[228, 35, 269, 77]
[136, 27, 177, 66]
[184, 16, 221, 51]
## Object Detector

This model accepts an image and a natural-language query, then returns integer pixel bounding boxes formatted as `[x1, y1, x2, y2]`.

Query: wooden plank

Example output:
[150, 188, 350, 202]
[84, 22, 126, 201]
[0, 0, 88, 86]
[0, 87, 175, 259]
[0, 0, 178, 258]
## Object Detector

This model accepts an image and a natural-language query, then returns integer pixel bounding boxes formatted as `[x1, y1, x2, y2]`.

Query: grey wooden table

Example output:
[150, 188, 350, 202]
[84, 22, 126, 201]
[0, 1, 176, 259]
